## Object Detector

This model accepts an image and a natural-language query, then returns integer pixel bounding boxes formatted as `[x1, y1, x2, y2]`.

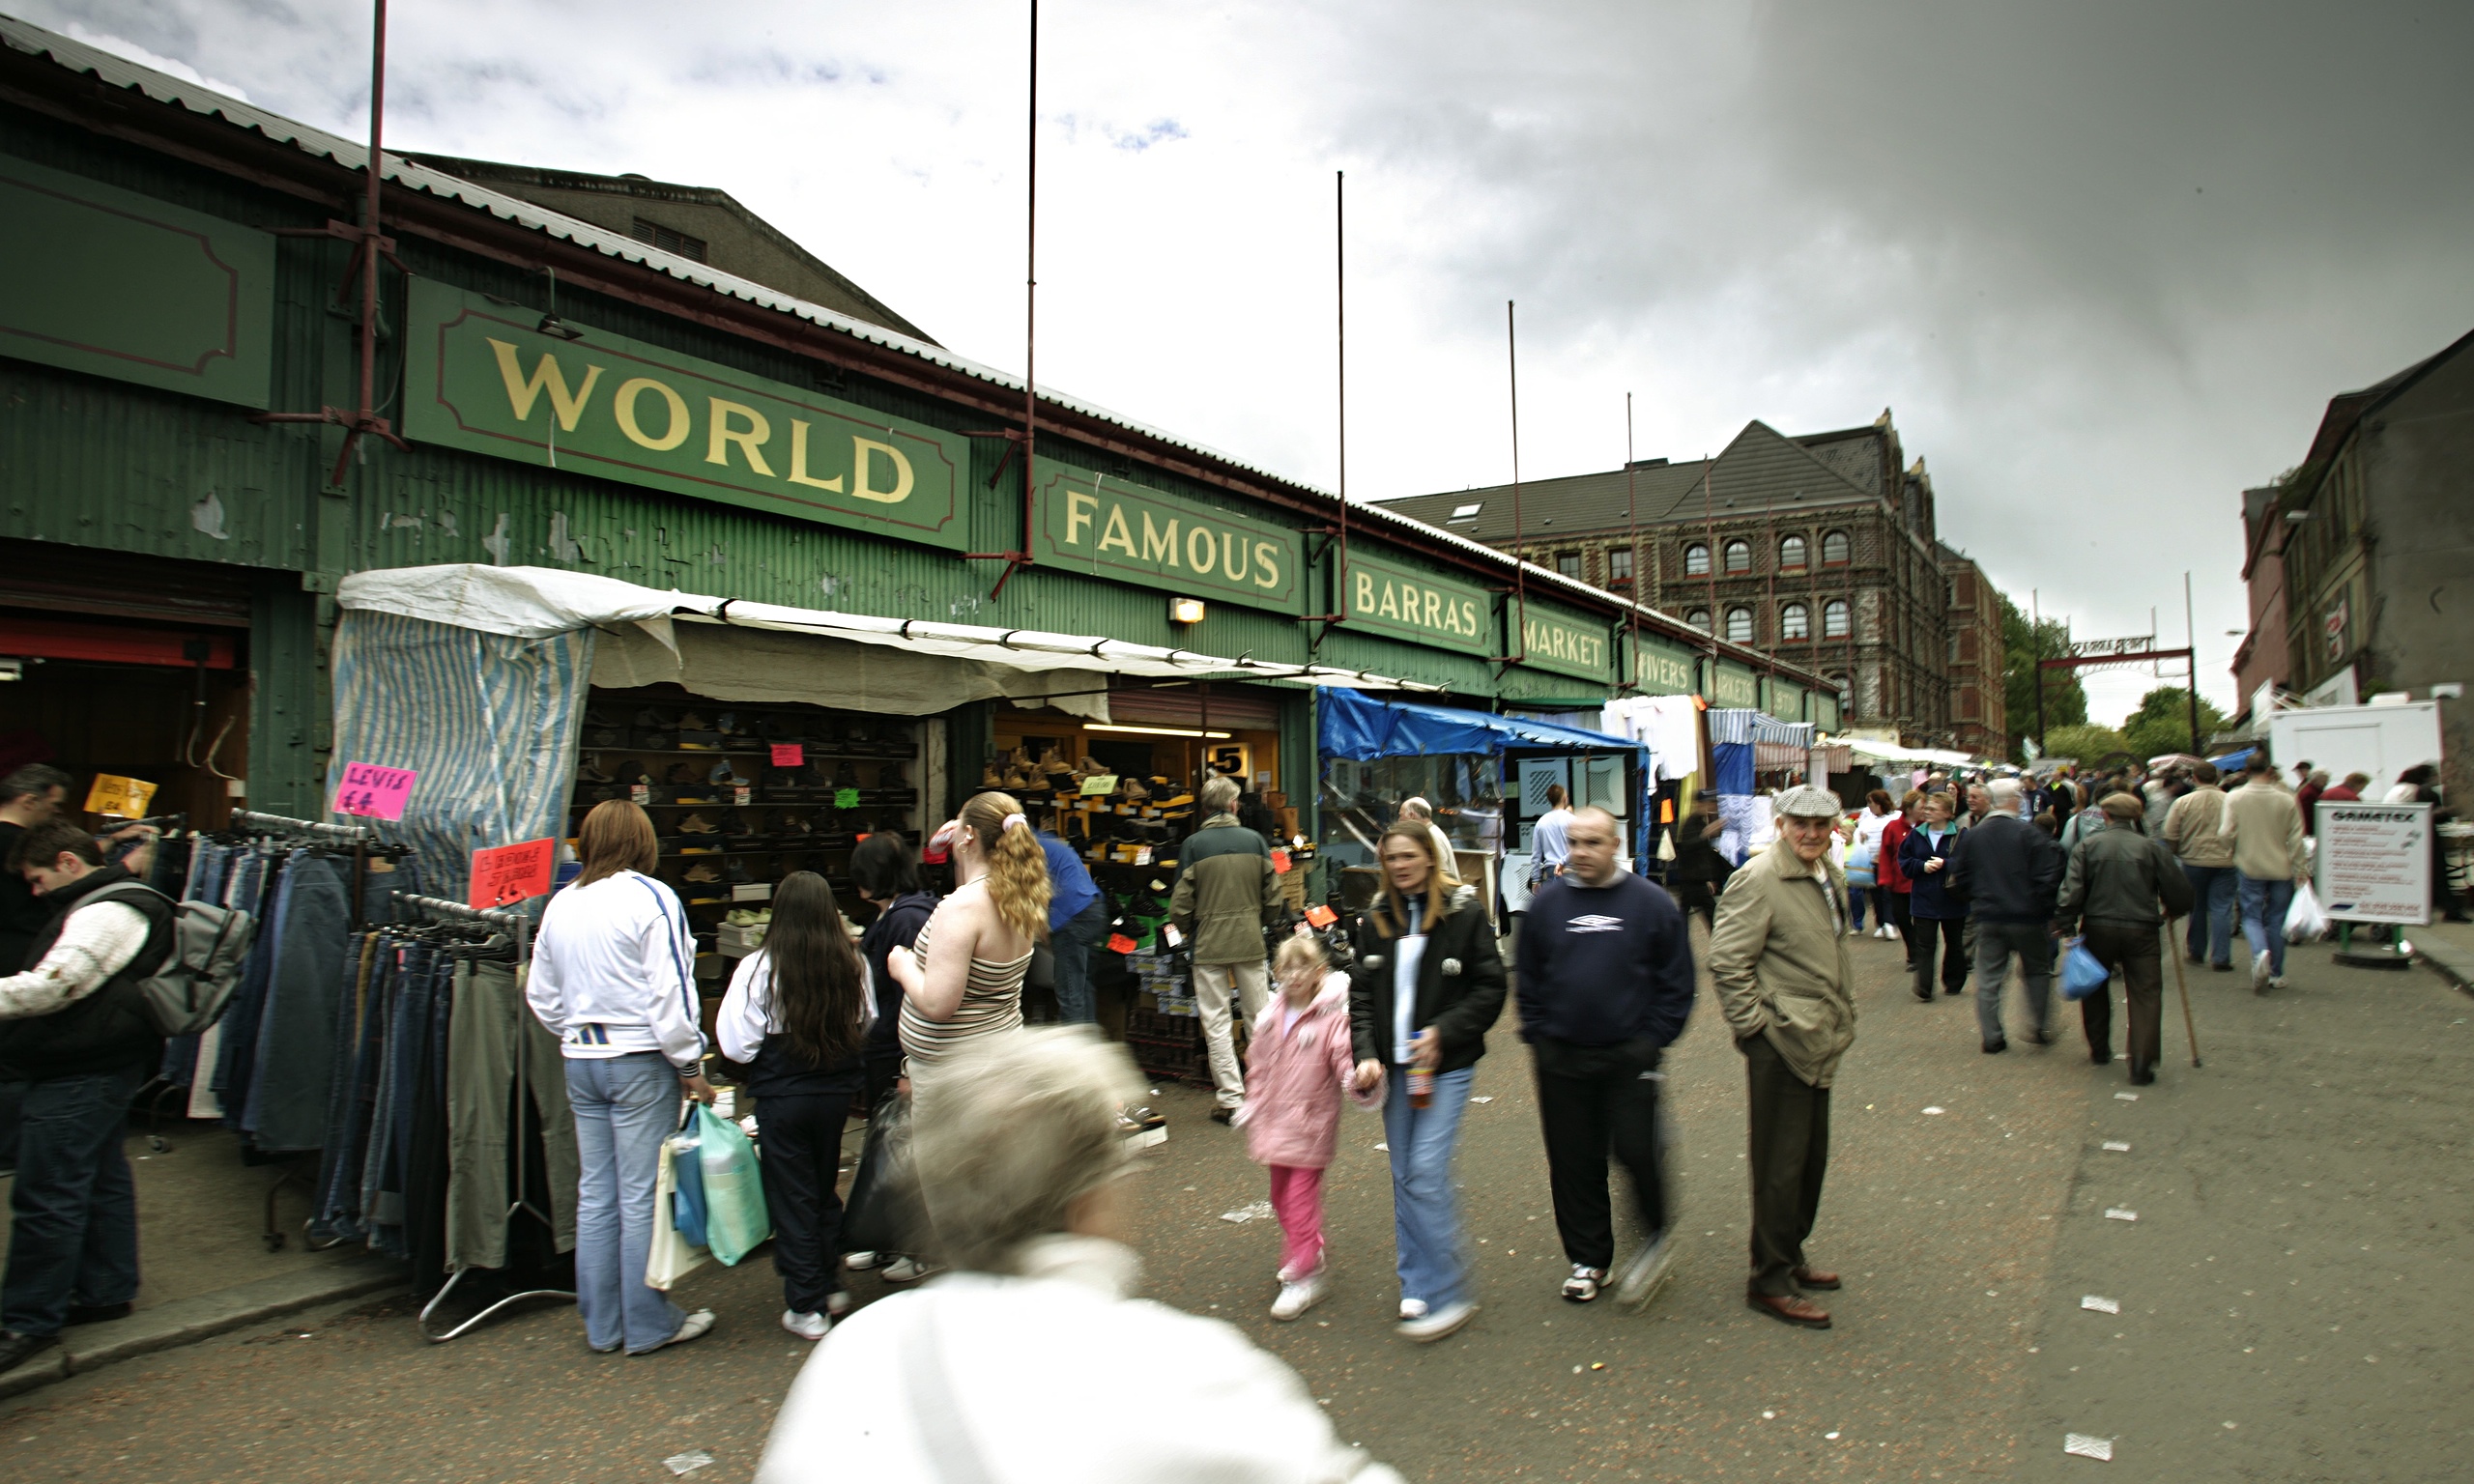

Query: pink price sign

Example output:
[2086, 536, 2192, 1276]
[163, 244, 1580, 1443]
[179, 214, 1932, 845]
[469, 838, 557, 910]
[333, 762, 417, 821]
[769, 743, 805, 767]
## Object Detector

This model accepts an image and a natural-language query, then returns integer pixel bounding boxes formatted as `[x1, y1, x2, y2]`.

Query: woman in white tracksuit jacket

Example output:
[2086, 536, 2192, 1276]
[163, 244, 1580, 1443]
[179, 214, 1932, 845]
[527, 801, 718, 1356]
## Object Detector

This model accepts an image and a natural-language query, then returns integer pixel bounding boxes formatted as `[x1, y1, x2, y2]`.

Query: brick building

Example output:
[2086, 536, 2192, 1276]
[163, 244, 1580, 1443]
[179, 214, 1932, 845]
[1935, 542, 2009, 758]
[1379, 411, 1999, 749]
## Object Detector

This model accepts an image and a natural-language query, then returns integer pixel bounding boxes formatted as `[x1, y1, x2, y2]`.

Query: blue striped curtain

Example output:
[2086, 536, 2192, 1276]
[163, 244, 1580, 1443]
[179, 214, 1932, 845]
[329, 610, 593, 907]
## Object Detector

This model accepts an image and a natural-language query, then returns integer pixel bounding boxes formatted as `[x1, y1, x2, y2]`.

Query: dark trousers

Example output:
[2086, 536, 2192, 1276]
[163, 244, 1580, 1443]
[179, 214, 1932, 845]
[2, 1067, 145, 1337]
[1672, 880, 1715, 928]
[1912, 915, 1969, 996]
[1888, 891, 1915, 964]
[756, 1089, 855, 1316]
[1531, 1037, 1668, 1270]
[2079, 922, 2164, 1075]
[1742, 1036, 1828, 1297]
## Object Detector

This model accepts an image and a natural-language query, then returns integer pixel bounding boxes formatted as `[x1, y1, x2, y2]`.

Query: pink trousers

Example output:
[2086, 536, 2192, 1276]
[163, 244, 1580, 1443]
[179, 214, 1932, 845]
[1267, 1164, 1325, 1278]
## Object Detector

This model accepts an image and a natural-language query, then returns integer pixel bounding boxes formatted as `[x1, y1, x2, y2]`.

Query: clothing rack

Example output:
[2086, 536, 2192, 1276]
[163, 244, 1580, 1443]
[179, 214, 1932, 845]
[232, 809, 375, 934]
[390, 891, 572, 1341]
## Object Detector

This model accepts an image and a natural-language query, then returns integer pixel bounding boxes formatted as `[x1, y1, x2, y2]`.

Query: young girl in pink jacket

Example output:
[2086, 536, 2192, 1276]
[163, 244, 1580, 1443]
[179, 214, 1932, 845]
[1234, 935, 1384, 1320]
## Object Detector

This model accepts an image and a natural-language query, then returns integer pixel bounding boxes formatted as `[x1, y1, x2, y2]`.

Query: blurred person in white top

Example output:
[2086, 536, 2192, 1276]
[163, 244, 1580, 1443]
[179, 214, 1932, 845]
[527, 800, 716, 1357]
[758, 1027, 1403, 1484]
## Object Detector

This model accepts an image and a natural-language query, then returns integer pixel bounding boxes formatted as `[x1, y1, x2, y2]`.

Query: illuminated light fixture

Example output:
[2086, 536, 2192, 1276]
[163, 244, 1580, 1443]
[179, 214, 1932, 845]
[1168, 596, 1207, 624]
[1081, 723, 1231, 739]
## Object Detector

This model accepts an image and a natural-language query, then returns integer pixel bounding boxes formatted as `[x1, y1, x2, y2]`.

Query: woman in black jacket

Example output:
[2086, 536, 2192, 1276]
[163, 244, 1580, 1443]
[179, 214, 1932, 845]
[1346, 822, 1506, 1343]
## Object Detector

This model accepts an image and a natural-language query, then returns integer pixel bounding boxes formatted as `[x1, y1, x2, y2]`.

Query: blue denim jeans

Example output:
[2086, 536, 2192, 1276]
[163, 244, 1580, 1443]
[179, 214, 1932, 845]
[2, 1066, 146, 1336]
[1381, 1063, 1477, 1310]
[2238, 874, 2294, 978]
[1846, 886, 1888, 931]
[1050, 899, 1109, 1026]
[565, 1053, 688, 1354]
[2182, 864, 2237, 966]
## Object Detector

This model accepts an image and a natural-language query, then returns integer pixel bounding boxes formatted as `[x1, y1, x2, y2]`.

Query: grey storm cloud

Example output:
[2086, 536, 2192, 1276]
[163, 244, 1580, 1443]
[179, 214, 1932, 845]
[24, 0, 2474, 717]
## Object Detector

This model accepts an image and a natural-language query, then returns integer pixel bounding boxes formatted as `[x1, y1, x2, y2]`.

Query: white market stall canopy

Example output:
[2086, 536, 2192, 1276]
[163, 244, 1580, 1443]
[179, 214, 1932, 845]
[1830, 737, 1984, 769]
[337, 564, 1450, 720]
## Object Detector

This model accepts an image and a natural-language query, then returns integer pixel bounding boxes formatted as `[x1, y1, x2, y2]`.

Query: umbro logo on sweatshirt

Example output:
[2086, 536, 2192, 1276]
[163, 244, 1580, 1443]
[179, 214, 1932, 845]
[1568, 914, 1625, 933]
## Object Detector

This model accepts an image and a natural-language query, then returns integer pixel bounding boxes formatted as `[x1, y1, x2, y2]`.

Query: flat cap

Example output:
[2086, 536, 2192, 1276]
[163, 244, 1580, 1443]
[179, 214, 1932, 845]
[1773, 785, 1842, 819]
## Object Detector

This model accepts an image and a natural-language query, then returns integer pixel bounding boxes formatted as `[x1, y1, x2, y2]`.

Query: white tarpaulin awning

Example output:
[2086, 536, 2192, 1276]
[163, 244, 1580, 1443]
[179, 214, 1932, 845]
[1830, 736, 1984, 768]
[337, 563, 1449, 699]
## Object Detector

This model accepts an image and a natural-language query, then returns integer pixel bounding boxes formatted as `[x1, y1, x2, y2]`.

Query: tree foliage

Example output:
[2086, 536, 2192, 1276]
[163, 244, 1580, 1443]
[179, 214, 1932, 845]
[2040, 724, 2128, 764]
[2118, 687, 2230, 759]
[2000, 591, 2086, 760]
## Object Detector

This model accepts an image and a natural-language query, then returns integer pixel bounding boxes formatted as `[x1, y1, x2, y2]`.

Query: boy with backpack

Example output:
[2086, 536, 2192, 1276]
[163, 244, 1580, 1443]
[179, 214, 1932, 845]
[0, 818, 252, 1376]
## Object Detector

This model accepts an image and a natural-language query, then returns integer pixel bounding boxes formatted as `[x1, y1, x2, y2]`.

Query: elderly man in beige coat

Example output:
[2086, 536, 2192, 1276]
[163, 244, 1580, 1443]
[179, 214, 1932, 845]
[1708, 785, 1856, 1330]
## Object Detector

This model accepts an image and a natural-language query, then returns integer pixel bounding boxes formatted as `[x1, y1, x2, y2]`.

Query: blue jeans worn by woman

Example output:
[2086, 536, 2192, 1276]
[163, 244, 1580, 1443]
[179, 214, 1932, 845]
[565, 1052, 687, 1353]
[1381, 1064, 1477, 1310]
[2237, 874, 2294, 978]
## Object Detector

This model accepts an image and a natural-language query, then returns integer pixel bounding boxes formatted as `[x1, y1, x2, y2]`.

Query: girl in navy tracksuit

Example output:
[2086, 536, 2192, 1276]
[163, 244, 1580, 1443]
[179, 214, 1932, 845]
[1898, 792, 1969, 1001]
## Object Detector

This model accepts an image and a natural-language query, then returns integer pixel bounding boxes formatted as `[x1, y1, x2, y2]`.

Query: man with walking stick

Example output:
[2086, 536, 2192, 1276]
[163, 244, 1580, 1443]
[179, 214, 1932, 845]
[2054, 794, 2195, 1085]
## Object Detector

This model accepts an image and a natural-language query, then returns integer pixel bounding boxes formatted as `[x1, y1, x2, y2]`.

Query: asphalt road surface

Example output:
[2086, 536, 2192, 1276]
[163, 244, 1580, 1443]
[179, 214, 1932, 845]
[4, 925, 2467, 1482]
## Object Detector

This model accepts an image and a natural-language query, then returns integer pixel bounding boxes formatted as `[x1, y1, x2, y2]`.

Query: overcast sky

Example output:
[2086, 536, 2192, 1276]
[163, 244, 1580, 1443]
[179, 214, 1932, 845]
[31, 0, 2474, 723]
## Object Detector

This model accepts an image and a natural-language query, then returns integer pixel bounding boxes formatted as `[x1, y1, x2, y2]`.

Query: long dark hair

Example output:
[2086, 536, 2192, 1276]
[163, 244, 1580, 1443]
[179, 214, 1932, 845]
[766, 871, 867, 1068]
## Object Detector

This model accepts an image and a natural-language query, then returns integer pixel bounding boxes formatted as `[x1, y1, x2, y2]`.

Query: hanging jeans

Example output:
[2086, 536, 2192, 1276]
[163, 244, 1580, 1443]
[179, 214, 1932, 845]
[446, 960, 578, 1270]
[1, 1066, 146, 1337]
[1050, 899, 1110, 1026]
[245, 851, 352, 1152]
[565, 1053, 688, 1354]
[1381, 1063, 1477, 1311]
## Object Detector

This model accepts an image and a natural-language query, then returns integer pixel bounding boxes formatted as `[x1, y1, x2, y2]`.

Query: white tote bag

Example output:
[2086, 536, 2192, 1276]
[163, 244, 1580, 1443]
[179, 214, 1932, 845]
[646, 1131, 710, 1291]
[2284, 881, 2330, 944]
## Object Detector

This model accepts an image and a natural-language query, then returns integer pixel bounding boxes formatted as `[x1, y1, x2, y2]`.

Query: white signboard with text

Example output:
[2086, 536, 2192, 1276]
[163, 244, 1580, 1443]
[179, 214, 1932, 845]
[2316, 802, 2431, 927]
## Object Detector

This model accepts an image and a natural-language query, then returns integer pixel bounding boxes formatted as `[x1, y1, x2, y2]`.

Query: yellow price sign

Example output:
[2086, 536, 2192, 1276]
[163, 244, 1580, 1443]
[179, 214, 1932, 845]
[84, 774, 158, 819]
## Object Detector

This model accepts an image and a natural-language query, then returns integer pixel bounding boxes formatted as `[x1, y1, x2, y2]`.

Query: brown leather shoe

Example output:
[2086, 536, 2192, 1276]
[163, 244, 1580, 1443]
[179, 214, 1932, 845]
[1746, 1292, 1832, 1328]
[1793, 1266, 1840, 1290]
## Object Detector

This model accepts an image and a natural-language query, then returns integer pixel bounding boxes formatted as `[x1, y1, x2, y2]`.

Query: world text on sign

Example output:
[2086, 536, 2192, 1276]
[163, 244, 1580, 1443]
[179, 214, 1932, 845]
[404, 280, 967, 551]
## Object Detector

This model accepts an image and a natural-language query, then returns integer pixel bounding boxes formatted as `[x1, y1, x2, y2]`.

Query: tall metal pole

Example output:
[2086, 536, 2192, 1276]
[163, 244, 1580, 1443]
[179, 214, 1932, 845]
[356, 0, 386, 457]
[1625, 393, 1638, 678]
[1335, 169, 1348, 626]
[2032, 587, 2048, 749]
[1503, 300, 1526, 670]
[2184, 570, 2201, 752]
[1021, 0, 1038, 580]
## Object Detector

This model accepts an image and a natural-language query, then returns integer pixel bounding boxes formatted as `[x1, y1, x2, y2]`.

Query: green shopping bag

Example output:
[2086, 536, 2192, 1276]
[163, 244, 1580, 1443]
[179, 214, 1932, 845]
[694, 1103, 771, 1266]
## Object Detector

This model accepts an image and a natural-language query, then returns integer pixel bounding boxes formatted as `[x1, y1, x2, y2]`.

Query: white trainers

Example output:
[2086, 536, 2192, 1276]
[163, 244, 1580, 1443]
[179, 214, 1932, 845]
[2252, 955, 2273, 993]
[881, 1256, 936, 1284]
[781, 1308, 831, 1341]
[1612, 1231, 1680, 1310]
[1398, 1298, 1429, 1322]
[2268, 975, 2289, 990]
[1397, 1298, 1477, 1342]
[825, 1291, 853, 1318]
[844, 1250, 880, 1271]
[1561, 1265, 1607, 1302]
[630, 1308, 716, 1356]
[1270, 1273, 1326, 1321]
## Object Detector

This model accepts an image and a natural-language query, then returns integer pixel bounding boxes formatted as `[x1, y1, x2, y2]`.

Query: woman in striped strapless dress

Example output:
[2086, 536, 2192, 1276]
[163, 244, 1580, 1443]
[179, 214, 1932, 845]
[891, 790, 1051, 1101]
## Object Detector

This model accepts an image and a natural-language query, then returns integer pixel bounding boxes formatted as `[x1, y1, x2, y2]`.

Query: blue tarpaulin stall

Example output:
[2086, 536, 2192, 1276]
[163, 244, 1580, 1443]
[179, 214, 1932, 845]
[1316, 684, 1648, 762]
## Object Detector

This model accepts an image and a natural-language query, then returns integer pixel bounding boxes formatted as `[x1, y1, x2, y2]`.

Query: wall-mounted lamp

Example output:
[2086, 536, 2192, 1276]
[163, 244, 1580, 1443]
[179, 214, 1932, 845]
[1168, 597, 1206, 625]
[536, 315, 587, 341]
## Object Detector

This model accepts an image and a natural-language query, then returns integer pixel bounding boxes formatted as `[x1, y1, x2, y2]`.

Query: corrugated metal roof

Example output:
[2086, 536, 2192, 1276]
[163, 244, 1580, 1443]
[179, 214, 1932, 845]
[0, 13, 1826, 689]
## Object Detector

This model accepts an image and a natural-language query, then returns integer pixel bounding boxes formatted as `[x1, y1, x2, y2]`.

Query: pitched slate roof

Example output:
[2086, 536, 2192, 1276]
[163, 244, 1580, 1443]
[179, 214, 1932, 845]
[1377, 419, 1882, 541]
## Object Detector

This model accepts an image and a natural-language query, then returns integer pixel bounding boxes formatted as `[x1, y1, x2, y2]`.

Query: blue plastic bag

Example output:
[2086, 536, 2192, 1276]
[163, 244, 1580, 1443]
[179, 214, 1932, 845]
[2060, 937, 2109, 1001]
[669, 1107, 709, 1249]
[695, 1103, 772, 1267]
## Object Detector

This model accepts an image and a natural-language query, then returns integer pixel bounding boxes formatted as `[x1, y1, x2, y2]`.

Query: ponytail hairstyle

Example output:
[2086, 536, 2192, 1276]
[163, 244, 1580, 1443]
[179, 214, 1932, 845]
[764, 870, 868, 1069]
[1369, 821, 1451, 940]
[962, 790, 1050, 944]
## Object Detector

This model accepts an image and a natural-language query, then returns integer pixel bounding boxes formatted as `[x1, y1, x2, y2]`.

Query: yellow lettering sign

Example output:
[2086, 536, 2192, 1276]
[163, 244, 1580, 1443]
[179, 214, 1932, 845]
[614, 377, 691, 451]
[786, 420, 844, 491]
[1253, 541, 1281, 589]
[1065, 490, 1098, 548]
[850, 438, 913, 503]
[488, 339, 602, 430]
[705, 398, 775, 476]
[1186, 525, 1217, 576]
[1098, 503, 1137, 556]
[1141, 512, 1181, 567]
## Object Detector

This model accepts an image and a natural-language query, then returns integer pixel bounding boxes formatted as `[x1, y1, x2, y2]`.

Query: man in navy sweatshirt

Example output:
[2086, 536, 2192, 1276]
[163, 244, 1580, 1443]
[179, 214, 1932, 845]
[1515, 807, 1696, 1309]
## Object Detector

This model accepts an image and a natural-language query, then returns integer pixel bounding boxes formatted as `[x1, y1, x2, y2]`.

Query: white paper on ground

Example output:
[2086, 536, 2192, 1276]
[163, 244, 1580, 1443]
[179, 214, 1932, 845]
[2063, 1434, 2114, 1462]
[664, 1452, 717, 1476]
[2081, 1295, 2121, 1313]
[2102, 1140, 2131, 1152]
[2104, 1208, 2139, 1222]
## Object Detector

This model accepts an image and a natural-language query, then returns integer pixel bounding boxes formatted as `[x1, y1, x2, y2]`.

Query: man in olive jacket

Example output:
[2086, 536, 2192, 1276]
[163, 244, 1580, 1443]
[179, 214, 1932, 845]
[1708, 786, 1855, 1330]
[1171, 777, 1285, 1119]
[2056, 792, 2195, 1083]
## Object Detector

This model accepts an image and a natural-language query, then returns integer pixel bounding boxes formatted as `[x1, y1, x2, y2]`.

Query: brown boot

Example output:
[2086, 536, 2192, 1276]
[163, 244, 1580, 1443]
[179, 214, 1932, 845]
[1793, 1267, 1841, 1291]
[1746, 1292, 1832, 1328]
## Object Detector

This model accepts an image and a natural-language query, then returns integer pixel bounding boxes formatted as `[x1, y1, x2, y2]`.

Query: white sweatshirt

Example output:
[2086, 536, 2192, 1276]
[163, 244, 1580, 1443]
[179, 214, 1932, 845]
[0, 899, 150, 1020]
[525, 870, 705, 1072]
[715, 948, 875, 1065]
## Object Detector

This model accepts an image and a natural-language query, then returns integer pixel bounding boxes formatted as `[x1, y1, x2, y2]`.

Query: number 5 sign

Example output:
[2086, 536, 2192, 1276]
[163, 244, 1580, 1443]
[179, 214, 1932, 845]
[332, 762, 418, 821]
[470, 838, 557, 911]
